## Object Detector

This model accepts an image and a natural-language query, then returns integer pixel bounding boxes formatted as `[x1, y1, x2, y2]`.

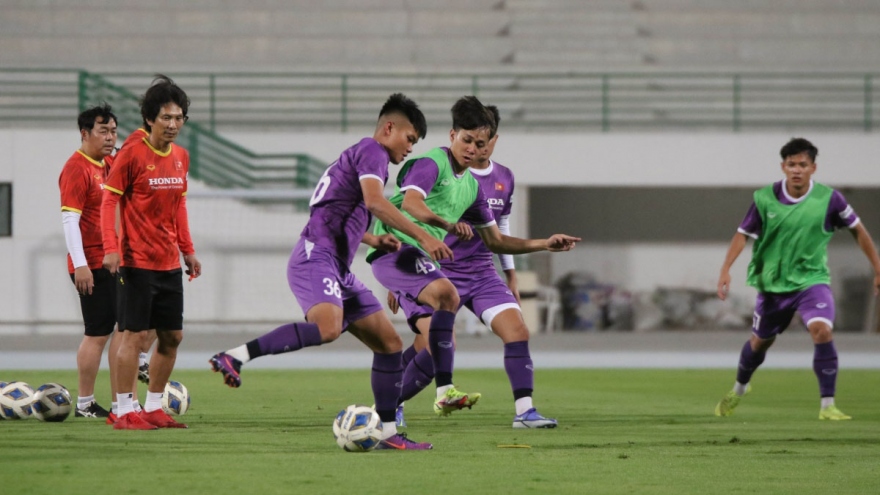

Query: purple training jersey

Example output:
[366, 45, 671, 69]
[737, 180, 859, 239]
[443, 160, 516, 271]
[300, 138, 390, 266]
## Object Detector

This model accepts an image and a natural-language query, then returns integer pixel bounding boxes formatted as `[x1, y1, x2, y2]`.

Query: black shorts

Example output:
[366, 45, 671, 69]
[71, 268, 117, 337]
[117, 267, 184, 332]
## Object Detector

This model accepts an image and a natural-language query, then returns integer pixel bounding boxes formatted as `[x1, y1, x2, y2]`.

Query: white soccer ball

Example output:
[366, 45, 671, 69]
[32, 383, 73, 422]
[162, 380, 190, 415]
[333, 404, 384, 452]
[0, 381, 36, 419]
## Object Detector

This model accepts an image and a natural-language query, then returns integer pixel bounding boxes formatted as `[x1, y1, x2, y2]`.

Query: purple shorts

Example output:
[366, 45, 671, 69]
[752, 284, 835, 339]
[288, 238, 383, 329]
[370, 245, 447, 325]
[394, 259, 519, 333]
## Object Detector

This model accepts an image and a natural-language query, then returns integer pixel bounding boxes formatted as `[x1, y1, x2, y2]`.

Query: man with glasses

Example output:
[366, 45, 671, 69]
[102, 75, 201, 430]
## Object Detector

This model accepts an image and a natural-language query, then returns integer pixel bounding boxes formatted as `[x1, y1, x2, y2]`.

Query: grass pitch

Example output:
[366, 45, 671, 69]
[1, 368, 878, 495]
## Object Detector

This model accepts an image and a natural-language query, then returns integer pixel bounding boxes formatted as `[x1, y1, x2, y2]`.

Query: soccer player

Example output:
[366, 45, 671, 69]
[59, 103, 118, 419]
[387, 105, 557, 428]
[117, 126, 158, 388]
[715, 138, 880, 420]
[209, 94, 451, 450]
[367, 96, 579, 417]
[102, 75, 202, 430]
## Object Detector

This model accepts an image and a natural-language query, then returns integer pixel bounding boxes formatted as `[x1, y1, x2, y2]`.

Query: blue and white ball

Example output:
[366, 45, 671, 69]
[333, 404, 383, 452]
[32, 383, 73, 422]
[0, 381, 36, 419]
[162, 380, 190, 415]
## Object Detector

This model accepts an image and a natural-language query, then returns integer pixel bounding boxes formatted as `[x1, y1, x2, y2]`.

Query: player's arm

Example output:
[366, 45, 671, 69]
[360, 178, 453, 261]
[400, 189, 473, 241]
[496, 213, 520, 303]
[476, 224, 579, 255]
[361, 232, 401, 253]
[717, 232, 749, 301]
[848, 222, 880, 295]
[60, 167, 94, 295]
[101, 188, 123, 274]
[176, 194, 201, 280]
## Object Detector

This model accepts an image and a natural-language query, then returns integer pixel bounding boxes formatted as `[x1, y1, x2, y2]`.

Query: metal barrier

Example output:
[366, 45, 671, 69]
[2, 69, 878, 132]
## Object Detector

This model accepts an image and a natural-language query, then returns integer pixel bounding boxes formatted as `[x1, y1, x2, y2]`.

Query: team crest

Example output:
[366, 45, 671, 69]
[174, 160, 183, 170]
[94, 174, 101, 181]
[495, 182, 504, 191]
[146, 164, 156, 171]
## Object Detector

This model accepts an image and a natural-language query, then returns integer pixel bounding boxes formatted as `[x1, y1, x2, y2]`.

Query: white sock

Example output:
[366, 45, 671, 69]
[225, 345, 251, 363]
[144, 392, 164, 413]
[77, 395, 95, 408]
[515, 397, 534, 416]
[117, 393, 134, 417]
[111, 401, 118, 415]
[381, 422, 397, 440]
[132, 400, 142, 413]
[734, 382, 749, 396]
[436, 385, 452, 398]
[139, 352, 148, 367]
[821, 397, 835, 409]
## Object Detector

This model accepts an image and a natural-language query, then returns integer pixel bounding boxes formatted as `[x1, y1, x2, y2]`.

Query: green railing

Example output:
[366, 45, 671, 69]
[2, 69, 879, 133]
[98, 71, 880, 133]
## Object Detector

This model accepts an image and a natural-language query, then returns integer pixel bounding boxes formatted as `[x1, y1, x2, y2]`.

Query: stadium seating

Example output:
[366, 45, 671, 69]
[3, 0, 880, 71]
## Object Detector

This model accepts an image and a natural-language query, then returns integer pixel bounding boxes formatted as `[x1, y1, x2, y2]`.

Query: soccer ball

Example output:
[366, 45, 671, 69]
[333, 404, 384, 452]
[32, 383, 73, 422]
[0, 381, 36, 419]
[162, 380, 190, 415]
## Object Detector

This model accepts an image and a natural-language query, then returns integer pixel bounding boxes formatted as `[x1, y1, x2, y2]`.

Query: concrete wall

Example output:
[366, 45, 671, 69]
[2, 130, 879, 333]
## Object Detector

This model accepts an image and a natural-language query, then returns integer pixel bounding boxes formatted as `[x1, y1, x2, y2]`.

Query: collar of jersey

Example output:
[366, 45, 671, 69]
[780, 179, 814, 204]
[143, 137, 174, 157]
[469, 160, 495, 177]
[76, 149, 106, 167]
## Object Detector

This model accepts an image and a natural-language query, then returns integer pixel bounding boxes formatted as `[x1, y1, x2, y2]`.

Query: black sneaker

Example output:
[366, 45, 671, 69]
[75, 401, 110, 418]
[138, 362, 150, 384]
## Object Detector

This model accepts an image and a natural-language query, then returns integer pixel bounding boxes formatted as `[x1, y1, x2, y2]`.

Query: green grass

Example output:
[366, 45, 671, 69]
[2, 368, 879, 495]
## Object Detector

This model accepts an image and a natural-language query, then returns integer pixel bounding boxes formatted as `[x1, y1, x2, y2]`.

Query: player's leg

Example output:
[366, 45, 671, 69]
[138, 269, 187, 429]
[210, 241, 343, 387]
[74, 268, 116, 419]
[397, 318, 433, 425]
[138, 329, 157, 385]
[485, 307, 557, 428]
[75, 334, 110, 416]
[371, 246, 477, 415]
[347, 309, 432, 450]
[716, 292, 787, 417]
[799, 285, 850, 420]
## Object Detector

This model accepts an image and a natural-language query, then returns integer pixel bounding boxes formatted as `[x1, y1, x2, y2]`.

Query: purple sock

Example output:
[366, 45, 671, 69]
[735, 340, 766, 385]
[813, 341, 838, 398]
[402, 344, 418, 367]
[504, 341, 534, 400]
[372, 352, 403, 423]
[400, 349, 435, 403]
[428, 311, 456, 387]
[247, 322, 323, 359]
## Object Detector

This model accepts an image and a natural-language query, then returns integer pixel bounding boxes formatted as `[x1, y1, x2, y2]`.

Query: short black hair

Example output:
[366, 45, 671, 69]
[780, 138, 818, 162]
[486, 104, 501, 137]
[379, 93, 427, 139]
[451, 96, 495, 134]
[78, 103, 116, 133]
[140, 74, 190, 132]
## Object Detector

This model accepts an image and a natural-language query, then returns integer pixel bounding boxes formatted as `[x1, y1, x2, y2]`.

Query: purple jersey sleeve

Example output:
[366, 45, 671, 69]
[300, 138, 389, 266]
[826, 189, 860, 231]
[399, 157, 439, 198]
[737, 202, 761, 239]
[462, 184, 496, 228]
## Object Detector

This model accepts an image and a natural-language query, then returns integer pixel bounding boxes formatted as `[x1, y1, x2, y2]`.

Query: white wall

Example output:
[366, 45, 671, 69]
[2, 130, 878, 333]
